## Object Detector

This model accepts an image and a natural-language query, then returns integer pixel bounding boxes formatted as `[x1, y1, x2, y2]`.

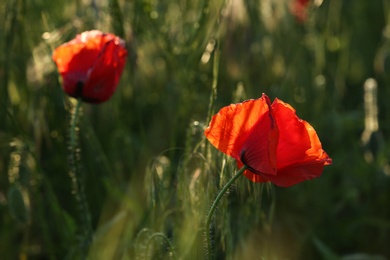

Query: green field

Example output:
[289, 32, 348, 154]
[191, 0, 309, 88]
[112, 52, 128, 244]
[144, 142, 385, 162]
[1, 0, 390, 259]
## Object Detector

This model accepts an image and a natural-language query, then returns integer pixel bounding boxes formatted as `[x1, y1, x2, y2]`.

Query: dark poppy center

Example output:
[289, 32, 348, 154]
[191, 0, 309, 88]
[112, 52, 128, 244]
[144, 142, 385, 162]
[75, 81, 84, 97]
[240, 150, 262, 176]
[74, 81, 101, 103]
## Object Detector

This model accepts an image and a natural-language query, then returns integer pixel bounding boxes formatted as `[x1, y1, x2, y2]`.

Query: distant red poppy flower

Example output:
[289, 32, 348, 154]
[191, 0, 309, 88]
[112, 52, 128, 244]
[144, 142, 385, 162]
[52, 30, 128, 103]
[291, 0, 310, 23]
[204, 93, 332, 187]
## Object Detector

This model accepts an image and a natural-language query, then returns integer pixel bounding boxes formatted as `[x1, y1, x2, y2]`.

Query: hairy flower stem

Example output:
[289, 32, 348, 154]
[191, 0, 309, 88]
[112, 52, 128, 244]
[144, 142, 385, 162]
[206, 165, 248, 259]
[69, 98, 92, 253]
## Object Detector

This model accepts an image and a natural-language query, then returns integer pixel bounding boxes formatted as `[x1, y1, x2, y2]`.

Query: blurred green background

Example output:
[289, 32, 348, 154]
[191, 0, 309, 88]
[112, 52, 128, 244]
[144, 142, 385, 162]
[1, 0, 390, 259]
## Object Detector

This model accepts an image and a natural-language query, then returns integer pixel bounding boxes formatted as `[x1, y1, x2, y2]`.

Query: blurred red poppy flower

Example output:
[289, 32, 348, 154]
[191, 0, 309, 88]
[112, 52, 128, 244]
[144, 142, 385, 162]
[204, 93, 332, 187]
[52, 30, 128, 103]
[291, 0, 310, 23]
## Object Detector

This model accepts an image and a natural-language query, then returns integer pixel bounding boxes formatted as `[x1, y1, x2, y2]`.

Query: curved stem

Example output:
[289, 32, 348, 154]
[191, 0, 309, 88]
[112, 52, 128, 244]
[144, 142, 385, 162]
[134, 228, 153, 256]
[145, 232, 176, 260]
[69, 98, 92, 251]
[205, 165, 248, 260]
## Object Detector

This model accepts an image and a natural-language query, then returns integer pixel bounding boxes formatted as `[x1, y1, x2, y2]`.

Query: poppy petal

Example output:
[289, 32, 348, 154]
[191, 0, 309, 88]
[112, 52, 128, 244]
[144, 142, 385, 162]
[239, 96, 278, 175]
[267, 98, 331, 186]
[83, 39, 128, 103]
[53, 41, 95, 96]
[271, 99, 320, 167]
[266, 162, 327, 187]
[52, 31, 111, 96]
[205, 94, 278, 176]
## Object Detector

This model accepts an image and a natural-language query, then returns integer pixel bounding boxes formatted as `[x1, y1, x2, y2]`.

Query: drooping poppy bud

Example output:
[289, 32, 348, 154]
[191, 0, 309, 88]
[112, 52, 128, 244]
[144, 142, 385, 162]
[204, 93, 332, 187]
[52, 30, 128, 103]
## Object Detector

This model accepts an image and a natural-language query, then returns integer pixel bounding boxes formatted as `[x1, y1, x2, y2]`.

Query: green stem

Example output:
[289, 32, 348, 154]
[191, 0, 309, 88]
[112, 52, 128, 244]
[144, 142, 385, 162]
[69, 98, 92, 252]
[69, 99, 82, 153]
[205, 165, 248, 259]
[145, 232, 176, 259]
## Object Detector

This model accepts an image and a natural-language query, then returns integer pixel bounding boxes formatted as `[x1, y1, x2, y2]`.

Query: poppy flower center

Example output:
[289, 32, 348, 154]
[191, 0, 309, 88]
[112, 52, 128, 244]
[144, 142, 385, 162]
[75, 81, 84, 98]
[240, 149, 263, 176]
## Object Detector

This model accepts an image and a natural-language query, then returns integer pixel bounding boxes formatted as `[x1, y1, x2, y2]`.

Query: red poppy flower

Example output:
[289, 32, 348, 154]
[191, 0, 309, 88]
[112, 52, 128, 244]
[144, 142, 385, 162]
[204, 93, 332, 187]
[52, 30, 128, 103]
[291, 0, 310, 23]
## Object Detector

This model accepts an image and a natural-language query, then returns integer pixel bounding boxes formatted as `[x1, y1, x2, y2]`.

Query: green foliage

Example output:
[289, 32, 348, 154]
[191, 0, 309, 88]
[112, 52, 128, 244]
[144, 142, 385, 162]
[1, 0, 390, 259]
[7, 184, 28, 224]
